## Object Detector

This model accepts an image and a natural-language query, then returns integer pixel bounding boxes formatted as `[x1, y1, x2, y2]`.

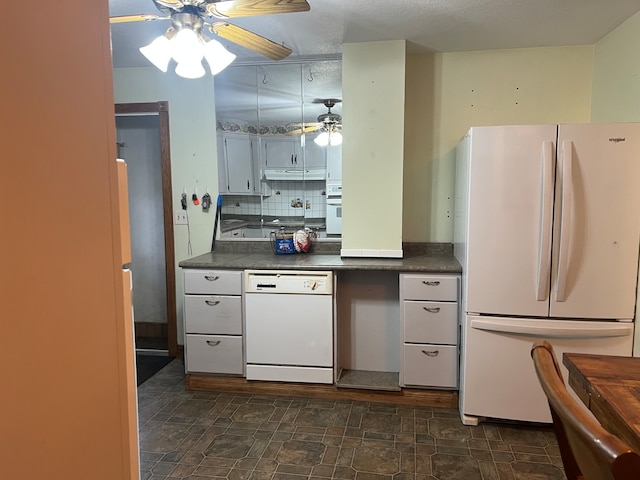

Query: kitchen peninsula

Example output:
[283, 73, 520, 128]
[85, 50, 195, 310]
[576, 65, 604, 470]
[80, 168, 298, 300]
[179, 240, 462, 408]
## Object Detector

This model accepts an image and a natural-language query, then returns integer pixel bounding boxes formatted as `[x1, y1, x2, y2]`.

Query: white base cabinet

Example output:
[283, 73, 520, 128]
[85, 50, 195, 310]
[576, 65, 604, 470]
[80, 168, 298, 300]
[183, 269, 244, 375]
[186, 335, 243, 375]
[400, 273, 460, 389]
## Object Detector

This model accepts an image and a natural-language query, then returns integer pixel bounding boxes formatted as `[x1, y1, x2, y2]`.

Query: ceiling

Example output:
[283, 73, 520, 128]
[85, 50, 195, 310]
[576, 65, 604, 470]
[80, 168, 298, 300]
[109, 0, 640, 126]
[109, 0, 640, 68]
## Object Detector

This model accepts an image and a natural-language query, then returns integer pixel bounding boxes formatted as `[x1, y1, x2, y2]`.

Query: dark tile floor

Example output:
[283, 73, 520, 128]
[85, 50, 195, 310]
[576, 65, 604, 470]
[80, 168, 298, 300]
[137, 360, 566, 480]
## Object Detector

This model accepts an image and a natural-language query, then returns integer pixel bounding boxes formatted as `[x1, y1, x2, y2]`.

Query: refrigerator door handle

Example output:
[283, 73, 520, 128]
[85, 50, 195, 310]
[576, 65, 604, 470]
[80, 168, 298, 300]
[555, 141, 574, 302]
[470, 318, 632, 339]
[536, 141, 555, 301]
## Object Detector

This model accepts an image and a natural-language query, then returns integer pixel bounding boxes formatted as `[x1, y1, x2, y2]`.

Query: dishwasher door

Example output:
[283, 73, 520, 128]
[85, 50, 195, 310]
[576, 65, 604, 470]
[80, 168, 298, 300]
[245, 292, 333, 366]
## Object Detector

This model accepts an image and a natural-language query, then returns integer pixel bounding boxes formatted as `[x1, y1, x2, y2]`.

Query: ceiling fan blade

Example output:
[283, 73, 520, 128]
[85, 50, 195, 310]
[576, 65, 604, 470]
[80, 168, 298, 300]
[206, 0, 310, 19]
[154, 0, 185, 8]
[285, 128, 304, 136]
[313, 98, 342, 105]
[210, 22, 292, 60]
[109, 14, 168, 24]
[285, 125, 321, 136]
[287, 122, 318, 127]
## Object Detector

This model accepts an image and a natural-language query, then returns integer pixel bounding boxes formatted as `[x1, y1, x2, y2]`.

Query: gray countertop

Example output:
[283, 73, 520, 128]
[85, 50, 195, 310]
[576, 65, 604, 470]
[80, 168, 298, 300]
[179, 241, 461, 273]
[221, 217, 326, 233]
[220, 219, 249, 233]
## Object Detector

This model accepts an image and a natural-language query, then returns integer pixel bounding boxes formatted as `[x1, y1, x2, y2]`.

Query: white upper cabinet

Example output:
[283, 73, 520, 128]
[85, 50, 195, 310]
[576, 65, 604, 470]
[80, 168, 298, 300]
[262, 136, 326, 170]
[222, 134, 257, 195]
[326, 144, 342, 183]
[263, 137, 301, 169]
[303, 137, 327, 169]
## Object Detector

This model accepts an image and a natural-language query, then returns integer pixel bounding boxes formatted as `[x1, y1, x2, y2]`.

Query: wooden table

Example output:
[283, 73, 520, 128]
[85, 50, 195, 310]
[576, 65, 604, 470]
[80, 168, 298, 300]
[563, 353, 640, 454]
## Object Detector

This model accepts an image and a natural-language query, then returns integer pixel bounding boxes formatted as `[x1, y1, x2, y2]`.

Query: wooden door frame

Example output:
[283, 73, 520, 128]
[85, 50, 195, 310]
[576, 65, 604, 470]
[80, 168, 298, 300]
[115, 101, 179, 357]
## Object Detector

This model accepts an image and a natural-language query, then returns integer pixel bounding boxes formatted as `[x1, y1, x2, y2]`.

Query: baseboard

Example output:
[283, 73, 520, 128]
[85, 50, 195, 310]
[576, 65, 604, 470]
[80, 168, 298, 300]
[134, 321, 167, 338]
[186, 374, 458, 408]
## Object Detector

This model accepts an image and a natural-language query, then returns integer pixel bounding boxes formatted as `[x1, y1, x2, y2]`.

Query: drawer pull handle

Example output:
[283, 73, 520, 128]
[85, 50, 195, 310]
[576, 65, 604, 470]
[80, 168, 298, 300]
[423, 307, 441, 313]
[423, 281, 440, 286]
[422, 350, 439, 357]
[204, 275, 220, 281]
[206, 340, 221, 347]
[205, 300, 220, 306]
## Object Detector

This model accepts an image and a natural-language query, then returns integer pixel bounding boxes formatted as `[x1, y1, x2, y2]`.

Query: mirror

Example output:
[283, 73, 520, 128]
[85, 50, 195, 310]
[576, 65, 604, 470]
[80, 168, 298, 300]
[214, 60, 342, 240]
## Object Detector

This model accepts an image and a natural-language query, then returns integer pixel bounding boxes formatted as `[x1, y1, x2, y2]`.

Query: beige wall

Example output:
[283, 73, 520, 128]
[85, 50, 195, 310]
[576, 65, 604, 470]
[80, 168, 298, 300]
[590, 11, 640, 356]
[113, 67, 218, 344]
[2, 1, 137, 478]
[404, 46, 594, 242]
[591, 12, 640, 122]
[403, 53, 437, 242]
[342, 41, 406, 256]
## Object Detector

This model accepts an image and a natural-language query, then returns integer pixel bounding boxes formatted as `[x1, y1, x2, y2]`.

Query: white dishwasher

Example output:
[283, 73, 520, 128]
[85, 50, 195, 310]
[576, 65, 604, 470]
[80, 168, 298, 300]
[244, 270, 334, 384]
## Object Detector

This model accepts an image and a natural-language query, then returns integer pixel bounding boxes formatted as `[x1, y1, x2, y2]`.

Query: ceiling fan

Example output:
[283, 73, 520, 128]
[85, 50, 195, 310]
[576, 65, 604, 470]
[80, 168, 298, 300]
[110, 0, 311, 77]
[288, 99, 342, 145]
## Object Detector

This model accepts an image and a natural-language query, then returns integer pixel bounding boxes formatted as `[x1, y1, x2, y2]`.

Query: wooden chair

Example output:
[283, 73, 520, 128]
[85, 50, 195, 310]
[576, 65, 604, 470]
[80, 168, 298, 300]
[530, 340, 640, 480]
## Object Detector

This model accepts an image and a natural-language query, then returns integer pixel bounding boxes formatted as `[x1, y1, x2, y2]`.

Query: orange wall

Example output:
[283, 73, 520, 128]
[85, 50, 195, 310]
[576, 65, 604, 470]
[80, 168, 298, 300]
[0, 2, 137, 479]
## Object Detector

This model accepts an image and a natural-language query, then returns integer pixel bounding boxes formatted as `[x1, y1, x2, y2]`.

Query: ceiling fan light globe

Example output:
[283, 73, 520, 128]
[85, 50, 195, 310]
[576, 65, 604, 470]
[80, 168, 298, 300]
[202, 38, 237, 75]
[139, 35, 172, 72]
[175, 59, 206, 79]
[314, 131, 329, 146]
[329, 131, 343, 146]
[171, 28, 204, 64]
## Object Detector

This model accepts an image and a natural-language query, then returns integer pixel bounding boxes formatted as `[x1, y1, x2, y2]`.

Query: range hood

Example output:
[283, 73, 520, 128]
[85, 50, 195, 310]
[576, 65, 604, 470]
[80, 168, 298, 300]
[263, 168, 325, 181]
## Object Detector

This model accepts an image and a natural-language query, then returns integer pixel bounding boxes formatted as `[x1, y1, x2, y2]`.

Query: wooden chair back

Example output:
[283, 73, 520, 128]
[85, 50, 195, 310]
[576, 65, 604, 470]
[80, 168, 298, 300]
[530, 340, 640, 480]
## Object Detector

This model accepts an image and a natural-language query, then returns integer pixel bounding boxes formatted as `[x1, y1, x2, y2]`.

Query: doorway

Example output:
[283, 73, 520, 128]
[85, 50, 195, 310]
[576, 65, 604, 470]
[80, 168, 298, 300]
[115, 102, 178, 359]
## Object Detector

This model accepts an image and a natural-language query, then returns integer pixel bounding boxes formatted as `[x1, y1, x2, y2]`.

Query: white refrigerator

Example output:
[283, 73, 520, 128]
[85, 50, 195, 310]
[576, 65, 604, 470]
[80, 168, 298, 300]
[454, 124, 640, 425]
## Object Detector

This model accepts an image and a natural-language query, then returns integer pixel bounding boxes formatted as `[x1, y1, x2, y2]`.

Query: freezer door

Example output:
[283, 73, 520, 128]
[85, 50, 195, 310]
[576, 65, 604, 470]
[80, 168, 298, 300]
[464, 125, 557, 317]
[550, 124, 640, 319]
[460, 315, 634, 424]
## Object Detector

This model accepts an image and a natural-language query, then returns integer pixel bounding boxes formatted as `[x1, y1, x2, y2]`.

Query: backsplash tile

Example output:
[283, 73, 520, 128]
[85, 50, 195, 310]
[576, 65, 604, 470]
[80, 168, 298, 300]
[222, 181, 326, 219]
[220, 196, 261, 216]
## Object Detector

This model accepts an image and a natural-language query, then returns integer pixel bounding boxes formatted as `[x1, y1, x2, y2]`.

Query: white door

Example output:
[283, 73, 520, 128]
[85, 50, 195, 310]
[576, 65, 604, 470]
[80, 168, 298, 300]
[464, 125, 558, 317]
[460, 314, 634, 424]
[225, 136, 254, 194]
[549, 123, 640, 320]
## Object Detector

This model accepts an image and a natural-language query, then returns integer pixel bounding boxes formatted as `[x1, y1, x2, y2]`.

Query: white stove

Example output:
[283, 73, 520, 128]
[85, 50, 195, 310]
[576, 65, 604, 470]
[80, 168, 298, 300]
[326, 184, 342, 235]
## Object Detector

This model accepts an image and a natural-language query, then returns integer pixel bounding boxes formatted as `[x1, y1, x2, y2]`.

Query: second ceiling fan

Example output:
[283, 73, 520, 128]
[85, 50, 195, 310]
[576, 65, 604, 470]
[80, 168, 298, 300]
[288, 99, 343, 146]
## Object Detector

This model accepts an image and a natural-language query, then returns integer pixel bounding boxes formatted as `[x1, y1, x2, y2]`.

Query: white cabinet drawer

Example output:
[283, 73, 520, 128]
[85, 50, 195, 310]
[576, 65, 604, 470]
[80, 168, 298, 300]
[185, 334, 243, 375]
[184, 295, 242, 335]
[404, 301, 458, 344]
[184, 269, 241, 295]
[401, 274, 458, 301]
[403, 344, 458, 388]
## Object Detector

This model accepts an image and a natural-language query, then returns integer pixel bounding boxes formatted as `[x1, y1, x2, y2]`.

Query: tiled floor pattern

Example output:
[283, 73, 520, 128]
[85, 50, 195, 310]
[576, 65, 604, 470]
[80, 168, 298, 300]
[138, 360, 566, 480]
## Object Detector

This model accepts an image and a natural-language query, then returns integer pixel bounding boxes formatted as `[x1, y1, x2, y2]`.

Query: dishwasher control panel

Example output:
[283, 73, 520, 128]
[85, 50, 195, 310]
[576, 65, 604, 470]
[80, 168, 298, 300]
[244, 270, 333, 294]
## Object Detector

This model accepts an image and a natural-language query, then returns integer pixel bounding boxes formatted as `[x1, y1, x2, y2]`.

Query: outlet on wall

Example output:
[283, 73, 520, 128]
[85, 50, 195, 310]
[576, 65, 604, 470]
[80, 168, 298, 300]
[174, 210, 188, 225]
